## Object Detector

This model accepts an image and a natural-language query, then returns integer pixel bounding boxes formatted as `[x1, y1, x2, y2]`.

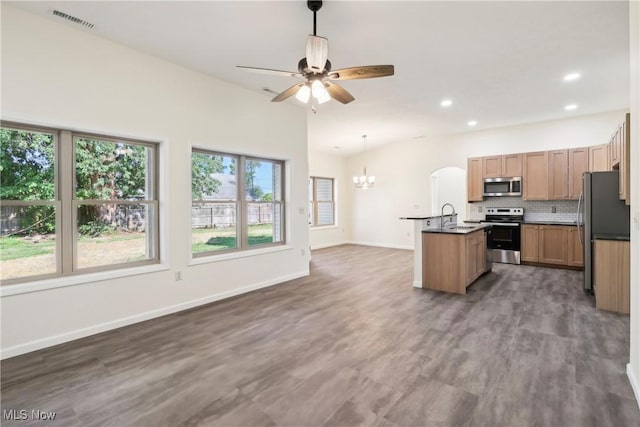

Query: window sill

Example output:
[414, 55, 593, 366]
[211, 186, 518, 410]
[310, 225, 338, 231]
[0, 264, 170, 297]
[189, 244, 293, 265]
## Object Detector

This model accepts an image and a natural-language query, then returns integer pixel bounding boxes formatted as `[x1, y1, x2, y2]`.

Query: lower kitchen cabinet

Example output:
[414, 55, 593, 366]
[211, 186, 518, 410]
[594, 239, 630, 314]
[521, 224, 583, 268]
[422, 229, 487, 295]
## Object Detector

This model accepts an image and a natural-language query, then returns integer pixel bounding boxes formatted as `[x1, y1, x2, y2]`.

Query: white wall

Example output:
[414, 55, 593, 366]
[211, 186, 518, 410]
[0, 6, 309, 357]
[308, 150, 352, 249]
[348, 110, 628, 249]
[627, 0, 640, 409]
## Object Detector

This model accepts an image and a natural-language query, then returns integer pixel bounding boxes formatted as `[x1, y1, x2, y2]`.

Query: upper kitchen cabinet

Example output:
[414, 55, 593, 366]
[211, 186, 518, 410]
[482, 154, 522, 178]
[589, 144, 609, 172]
[548, 149, 569, 200]
[617, 113, 631, 205]
[568, 147, 589, 199]
[523, 151, 549, 200]
[482, 156, 502, 178]
[467, 157, 483, 202]
[502, 153, 523, 177]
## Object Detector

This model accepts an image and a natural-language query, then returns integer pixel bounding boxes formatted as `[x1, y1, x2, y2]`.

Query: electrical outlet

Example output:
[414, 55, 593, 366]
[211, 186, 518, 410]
[175, 271, 182, 281]
[301, 248, 306, 256]
[477, 206, 482, 213]
[551, 206, 556, 213]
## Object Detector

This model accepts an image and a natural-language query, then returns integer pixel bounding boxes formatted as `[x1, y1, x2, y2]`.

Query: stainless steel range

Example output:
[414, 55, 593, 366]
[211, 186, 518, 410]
[481, 207, 524, 265]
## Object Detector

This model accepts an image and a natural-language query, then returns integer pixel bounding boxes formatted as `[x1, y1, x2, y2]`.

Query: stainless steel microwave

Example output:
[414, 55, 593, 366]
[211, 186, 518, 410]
[483, 177, 522, 197]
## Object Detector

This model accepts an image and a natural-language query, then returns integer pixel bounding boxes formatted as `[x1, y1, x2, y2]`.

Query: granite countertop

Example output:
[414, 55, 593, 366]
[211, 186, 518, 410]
[422, 223, 491, 235]
[593, 234, 630, 241]
[524, 220, 582, 226]
[400, 214, 444, 220]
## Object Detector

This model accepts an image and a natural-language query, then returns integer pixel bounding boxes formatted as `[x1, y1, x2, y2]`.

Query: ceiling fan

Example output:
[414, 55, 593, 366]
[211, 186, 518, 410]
[237, 1, 394, 105]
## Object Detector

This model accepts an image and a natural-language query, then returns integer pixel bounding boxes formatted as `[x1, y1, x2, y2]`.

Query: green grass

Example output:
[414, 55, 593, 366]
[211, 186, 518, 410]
[0, 236, 56, 261]
[192, 224, 276, 253]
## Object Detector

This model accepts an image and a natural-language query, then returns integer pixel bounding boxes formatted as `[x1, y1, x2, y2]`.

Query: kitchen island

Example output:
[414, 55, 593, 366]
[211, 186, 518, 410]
[422, 225, 492, 294]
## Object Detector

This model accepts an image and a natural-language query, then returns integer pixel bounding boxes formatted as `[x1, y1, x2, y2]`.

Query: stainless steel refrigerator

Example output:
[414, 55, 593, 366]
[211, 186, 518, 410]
[578, 171, 630, 294]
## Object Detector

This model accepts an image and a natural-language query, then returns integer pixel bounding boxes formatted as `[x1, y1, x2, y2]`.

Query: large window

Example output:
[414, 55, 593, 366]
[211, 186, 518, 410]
[0, 122, 159, 284]
[191, 149, 285, 256]
[309, 177, 335, 227]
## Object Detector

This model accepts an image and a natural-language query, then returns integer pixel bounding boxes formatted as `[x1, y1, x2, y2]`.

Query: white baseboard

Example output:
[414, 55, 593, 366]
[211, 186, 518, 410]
[413, 281, 423, 288]
[0, 270, 309, 360]
[310, 241, 350, 250]
[348, 241, 414, 250]
[628, 363, 640, 410]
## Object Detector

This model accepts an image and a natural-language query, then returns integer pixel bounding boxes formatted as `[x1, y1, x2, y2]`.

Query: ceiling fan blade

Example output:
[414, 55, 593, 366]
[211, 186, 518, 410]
[236, 66, 302, 78]
[328, 65, 395, 80]
[271, 82, 306, 102]
[324, 81, 355, 104]
[306, 35, 328, 73]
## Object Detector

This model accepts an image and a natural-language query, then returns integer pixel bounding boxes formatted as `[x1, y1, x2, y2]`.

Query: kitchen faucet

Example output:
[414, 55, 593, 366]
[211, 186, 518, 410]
[441, 203, 456, 228]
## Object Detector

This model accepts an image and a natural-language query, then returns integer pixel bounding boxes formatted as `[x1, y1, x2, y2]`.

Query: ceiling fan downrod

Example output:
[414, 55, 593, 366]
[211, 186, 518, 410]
[308, 1, 323, 36]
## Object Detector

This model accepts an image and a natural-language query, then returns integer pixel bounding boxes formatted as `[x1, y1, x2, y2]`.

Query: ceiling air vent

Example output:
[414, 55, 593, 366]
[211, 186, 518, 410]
[52, 10, 94, 29]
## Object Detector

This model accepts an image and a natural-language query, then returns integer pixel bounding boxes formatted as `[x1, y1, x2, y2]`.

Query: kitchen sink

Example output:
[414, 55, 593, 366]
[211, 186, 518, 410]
[447, 225, 478, 230]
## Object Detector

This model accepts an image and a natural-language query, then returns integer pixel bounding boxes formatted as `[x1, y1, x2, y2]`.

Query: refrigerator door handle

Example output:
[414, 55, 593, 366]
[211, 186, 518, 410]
[577, 191, 583, 246]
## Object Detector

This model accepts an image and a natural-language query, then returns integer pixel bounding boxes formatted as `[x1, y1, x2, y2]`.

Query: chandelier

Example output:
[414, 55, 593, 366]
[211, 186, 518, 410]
[353, 135, 375, 189]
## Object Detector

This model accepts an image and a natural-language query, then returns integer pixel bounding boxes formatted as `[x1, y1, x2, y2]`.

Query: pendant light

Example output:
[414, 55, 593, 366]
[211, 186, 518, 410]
[353, 135, 375, 189]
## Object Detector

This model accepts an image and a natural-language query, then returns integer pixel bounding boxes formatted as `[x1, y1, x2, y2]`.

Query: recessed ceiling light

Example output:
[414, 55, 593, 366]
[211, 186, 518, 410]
[332, 145, 341, 149]
[563, 72, 581, 82]
[440, 99, 453, 107]
[468, 120, 478, 127]
[564, 104, 578, 111]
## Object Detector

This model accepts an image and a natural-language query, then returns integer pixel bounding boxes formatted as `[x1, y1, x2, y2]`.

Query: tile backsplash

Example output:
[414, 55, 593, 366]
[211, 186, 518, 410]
[468, 197, 580, 223]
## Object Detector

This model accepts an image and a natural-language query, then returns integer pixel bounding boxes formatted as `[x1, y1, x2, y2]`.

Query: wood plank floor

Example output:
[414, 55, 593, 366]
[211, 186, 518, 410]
[2, 244, 639, 426]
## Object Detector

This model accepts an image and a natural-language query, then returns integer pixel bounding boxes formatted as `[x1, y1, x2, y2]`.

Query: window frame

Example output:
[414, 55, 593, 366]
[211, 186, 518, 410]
[191, 149, 286, 258]
[309, 176, 336, 227]
[0, 121, 160, 285]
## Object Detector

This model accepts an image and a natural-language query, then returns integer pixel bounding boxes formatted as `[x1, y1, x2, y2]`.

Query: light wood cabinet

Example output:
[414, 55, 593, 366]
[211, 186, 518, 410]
[538, 225, 568, 265]
[502, 153, 523, 177]
[521, 224, 540, 262]
[465, 231, 486, 284]
[521, 224, 583, 268]
[423, 230, 487, 295]
[589, 144, 609, 172]
[482, 156, 502, 178]
[609, 129, 620, 168]
[594, 239, 630, 314]
[548, 149, 569, 200]
[522, 151, 549, 200]
[568, 147, 588, 199]
[568, 227, 584, 267]
[467, 157, 483, 202]
[618, 113, 630, 205]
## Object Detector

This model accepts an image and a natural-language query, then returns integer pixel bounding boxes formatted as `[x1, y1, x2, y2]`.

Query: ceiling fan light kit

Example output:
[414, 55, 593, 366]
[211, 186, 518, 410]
[236, 1, 394, 106]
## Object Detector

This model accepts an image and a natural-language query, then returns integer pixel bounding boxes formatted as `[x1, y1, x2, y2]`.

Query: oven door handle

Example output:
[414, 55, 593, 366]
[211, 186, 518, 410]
[481, 222, 521, 227]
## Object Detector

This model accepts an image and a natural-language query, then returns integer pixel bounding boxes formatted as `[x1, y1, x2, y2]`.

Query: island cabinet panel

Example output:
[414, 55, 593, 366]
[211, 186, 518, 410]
[568, 147, 589, 199]
[422, 229, 487, 295]
[521, 224, 540, 262]
[482, 156, 502, 178]
[594, 239, 630, 314]
[523, 151, 549, 200]
[422, 233, 466, 294]
[589, 144, 609, 172]
[538, 225, 569, 265]
[568, 227, 584, 267]
[502, 153, 522, 177]
[548, 149, 569, 200]
[467, 157, 483, 202]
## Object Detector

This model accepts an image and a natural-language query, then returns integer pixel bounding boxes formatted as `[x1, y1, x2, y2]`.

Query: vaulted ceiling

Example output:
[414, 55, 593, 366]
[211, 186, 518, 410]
[9, 1, 630, 156]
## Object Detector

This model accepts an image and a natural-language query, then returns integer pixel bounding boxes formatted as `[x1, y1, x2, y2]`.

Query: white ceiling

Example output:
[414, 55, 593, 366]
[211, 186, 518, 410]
[9, 1, 630, 156]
